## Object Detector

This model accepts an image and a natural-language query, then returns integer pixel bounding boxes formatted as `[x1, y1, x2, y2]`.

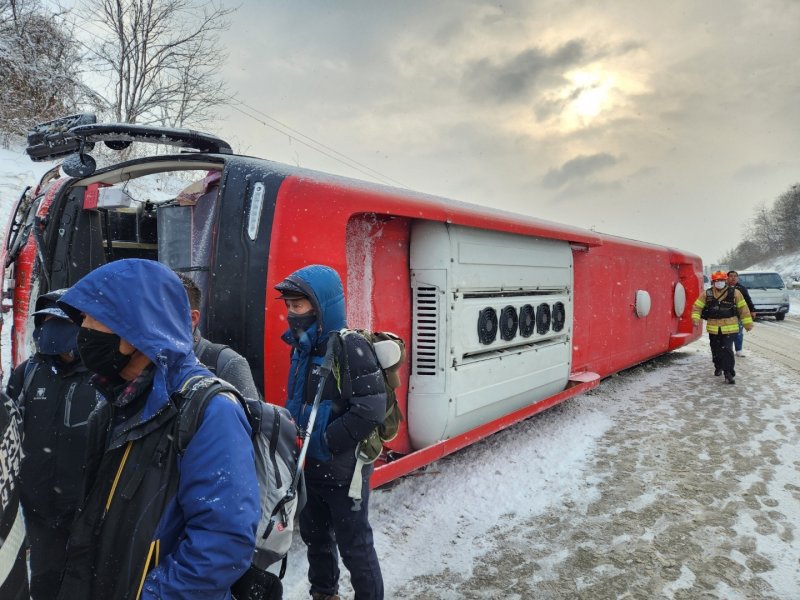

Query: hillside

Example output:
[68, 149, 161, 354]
[749, 250, 800, 288]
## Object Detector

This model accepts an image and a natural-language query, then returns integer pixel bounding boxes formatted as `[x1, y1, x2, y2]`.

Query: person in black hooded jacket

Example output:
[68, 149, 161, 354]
[5, 291, 98, 600]
[276, 264, 386, 600]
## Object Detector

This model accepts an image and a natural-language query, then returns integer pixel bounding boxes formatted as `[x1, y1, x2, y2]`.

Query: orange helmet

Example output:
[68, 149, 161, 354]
[711, 271, 727, 282]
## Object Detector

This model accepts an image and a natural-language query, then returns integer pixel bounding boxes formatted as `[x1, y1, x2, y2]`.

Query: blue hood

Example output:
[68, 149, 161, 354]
[281, 264, 347, 340]
[59, 259, 204, 422]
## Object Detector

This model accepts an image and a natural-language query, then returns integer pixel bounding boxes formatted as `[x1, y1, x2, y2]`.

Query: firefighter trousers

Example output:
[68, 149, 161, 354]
[709, 332, 736, 377]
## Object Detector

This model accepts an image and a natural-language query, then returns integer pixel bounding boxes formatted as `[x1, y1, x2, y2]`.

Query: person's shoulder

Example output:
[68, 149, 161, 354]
[217, 345, 247, 367]
[9, 359, 29, 378]
[202, 389, 249, 428]
[340, 330, 377, 359]
[188, 389, 253, 445]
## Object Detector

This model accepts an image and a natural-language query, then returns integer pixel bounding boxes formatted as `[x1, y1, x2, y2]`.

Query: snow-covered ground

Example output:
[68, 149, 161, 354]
[2, 142, 800, 597]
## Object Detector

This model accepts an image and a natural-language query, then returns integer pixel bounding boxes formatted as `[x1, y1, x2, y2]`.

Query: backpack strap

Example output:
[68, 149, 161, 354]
[196, 341, 232, 376]
[173, 375, 247, 455]
[335, 329, 353, 398]
[268, 404, 282, 489]
[22, 359, 40, 397]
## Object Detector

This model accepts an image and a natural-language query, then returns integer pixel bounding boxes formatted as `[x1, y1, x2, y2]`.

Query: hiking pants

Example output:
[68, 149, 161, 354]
[300, 469, 384, 600]
[25, 513, 71, 600]
[709, 332, 735, 377]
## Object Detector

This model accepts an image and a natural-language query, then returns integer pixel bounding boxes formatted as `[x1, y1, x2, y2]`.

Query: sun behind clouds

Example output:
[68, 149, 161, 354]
[554, 65, 649, 133]
[568, 70, 613, 119]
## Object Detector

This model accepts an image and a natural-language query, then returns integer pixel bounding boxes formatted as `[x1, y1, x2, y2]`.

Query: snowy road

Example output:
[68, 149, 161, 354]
[282, 315, 800, 599]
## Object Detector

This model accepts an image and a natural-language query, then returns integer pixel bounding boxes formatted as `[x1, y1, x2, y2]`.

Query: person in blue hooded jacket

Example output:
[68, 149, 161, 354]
[54, 259, 260, 600]
[275, 264, 385, 600]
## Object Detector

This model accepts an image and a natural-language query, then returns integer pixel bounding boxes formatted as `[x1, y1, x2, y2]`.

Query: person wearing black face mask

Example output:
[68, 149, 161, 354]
[5, 297, 98, 600]
[54, 259, 258, 600]
[275, 266, 386, 600]
[76, 328, 137, 385]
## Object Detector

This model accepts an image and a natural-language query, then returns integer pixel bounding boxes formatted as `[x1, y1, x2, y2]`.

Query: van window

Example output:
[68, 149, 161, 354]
[739, 273, 784, 289]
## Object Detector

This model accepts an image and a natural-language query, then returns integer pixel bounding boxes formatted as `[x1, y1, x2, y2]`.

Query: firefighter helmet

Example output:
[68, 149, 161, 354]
[710, 271, 727, 282]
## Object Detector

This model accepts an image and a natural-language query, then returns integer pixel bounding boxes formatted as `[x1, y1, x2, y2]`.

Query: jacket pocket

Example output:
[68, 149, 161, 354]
[301, 399, 332, 462]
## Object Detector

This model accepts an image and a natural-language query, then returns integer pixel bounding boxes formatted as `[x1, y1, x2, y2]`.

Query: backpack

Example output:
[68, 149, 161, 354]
[334, 329, 405, 506]
[335, 329, 405, 464]
[173, 376, 305, 579]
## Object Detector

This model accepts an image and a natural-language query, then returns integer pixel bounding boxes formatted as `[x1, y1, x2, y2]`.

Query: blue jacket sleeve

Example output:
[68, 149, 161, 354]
[142, 394, 260, 599]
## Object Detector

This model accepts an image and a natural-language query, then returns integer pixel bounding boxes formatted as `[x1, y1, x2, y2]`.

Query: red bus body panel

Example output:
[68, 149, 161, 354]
[263, 175, 703, 483]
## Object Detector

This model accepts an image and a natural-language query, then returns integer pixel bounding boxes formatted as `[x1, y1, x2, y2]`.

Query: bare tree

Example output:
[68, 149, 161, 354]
[79, 0, 235, 128]
[746, 202, 783, 257]
[771, 184, 800, 253]
[0, 0, 84, 142]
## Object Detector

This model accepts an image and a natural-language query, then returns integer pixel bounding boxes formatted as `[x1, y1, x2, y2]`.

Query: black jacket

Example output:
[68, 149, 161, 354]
[6, 355, 98, 525]
[733, 282, 756, 314]
[57, 394, 180, 600]
[194, 333, 260, 400]
[303, 333, 386, 484]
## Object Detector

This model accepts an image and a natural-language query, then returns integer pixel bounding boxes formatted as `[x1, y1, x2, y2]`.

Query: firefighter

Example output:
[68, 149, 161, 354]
[692, 271, 754, 384]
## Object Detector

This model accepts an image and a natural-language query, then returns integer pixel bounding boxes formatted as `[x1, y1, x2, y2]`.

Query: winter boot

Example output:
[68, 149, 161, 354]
[714, 368, 722, 376]
[724, 373, 735, 384]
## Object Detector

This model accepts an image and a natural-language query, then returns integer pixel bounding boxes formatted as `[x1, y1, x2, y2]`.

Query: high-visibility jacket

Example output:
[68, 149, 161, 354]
[691, 285, 754, 335]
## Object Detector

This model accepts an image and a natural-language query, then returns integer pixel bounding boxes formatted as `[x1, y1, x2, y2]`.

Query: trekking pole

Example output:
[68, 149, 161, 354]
[285, 333, 337, 501]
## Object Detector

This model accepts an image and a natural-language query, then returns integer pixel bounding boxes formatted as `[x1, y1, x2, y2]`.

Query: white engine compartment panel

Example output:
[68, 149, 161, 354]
[408, 222, 573, 449]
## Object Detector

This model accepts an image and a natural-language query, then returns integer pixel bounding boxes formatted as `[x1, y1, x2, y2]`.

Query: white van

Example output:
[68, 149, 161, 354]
[737, 270, 791, 321]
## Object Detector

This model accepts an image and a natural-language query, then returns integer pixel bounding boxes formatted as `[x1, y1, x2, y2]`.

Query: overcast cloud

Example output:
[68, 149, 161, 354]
[215, 0, 800, 262]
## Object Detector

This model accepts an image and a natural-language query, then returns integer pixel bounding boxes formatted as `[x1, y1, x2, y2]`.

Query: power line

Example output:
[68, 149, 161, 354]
[229, 102, 407, 188]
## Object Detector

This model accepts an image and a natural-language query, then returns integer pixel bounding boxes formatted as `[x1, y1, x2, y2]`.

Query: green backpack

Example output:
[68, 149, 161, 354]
[335, 329, 405, 464]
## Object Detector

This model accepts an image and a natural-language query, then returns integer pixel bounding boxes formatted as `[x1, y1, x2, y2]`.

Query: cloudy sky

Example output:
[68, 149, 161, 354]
[213, 1, 800, 263]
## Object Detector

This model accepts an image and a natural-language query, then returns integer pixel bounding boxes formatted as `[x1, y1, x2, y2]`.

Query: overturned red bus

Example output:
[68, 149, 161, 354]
[1, 115, 703, 486]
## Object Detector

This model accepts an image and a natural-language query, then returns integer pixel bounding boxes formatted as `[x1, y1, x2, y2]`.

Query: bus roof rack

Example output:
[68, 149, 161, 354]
[70, 123, 233, 155]
[25, 115, 233, 163]
[26, 113, 98, 162]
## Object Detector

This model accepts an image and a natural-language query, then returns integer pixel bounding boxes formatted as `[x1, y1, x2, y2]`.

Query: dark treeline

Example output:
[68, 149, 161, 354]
[720, 183, 800, 269]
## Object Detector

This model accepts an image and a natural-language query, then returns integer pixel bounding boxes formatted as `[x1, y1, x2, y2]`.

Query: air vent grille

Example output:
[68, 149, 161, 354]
[519, 304, 535, 337]
[552, 302, 566, 332]
[477, 307, 498, 345]
[499, 305, 518, 341]
[414, 286, 439, 376]
[536, 303, 551, 335]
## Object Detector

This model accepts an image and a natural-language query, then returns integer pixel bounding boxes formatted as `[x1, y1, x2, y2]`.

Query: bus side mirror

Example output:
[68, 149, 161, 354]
[62, 153, 97, 178]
